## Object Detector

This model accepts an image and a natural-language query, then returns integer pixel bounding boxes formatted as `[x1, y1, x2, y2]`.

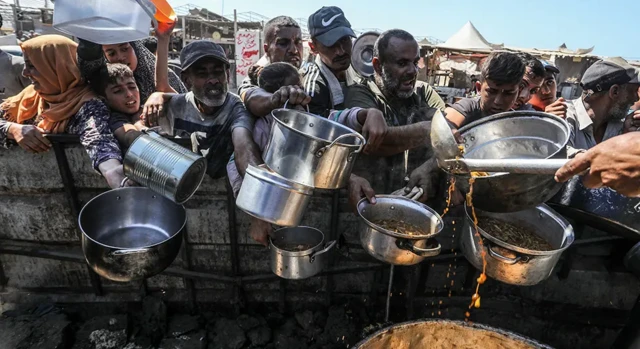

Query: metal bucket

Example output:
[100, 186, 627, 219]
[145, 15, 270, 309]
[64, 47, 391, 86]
[453, 111, 570, 212]
[124, 131, 207, 204]
[263, 104, 366, 189]
[355, 320, 552, 348]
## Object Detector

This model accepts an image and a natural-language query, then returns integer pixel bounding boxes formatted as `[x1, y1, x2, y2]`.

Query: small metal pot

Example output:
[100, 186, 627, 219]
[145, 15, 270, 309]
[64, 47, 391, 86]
[79, 187, 185, 282]
[263, 104, 366, 189]
[461, 204, 574, 286]
[236, 164, 313, 227]
[124, 130, 207, 204]
[357, 196, 443, 266]
[270, 227, 336, 280]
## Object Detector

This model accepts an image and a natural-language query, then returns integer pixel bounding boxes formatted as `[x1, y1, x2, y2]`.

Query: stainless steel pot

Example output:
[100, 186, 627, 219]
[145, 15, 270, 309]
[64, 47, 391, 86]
[355, 319, 552, 348]
[79, 187, 185, 282]
[263, 104, 366, 189]
[461, 204, 574, 286]
[270, 226, 336, 279]
[124, 130, 207, 204]
[453, 111, 570, 212]
[236, 164, 313, 226]
[358, 196, 443, 265]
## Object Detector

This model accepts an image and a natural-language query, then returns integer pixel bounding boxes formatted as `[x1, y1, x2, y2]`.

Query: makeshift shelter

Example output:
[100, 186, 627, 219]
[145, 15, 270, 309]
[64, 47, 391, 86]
[435, 21, 500, 53]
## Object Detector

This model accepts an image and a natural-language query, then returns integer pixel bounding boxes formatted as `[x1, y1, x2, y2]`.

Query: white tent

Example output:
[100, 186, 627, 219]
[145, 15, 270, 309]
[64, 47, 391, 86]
[436, 21, 500, 53]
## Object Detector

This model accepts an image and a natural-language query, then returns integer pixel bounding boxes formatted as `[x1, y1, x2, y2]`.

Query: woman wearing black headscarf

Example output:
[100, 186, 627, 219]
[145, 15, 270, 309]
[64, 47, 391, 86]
[77, 37, 186, 103]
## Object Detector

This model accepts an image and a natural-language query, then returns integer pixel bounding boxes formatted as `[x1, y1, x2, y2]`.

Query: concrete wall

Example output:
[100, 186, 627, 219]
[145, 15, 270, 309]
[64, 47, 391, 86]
[1, 143, 639, 348]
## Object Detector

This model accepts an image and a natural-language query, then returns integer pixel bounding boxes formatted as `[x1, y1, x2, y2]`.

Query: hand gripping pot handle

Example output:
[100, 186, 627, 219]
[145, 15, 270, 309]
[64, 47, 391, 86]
[309, 240, 337, 263]
[315, 133, 367, 159]
[397, 239, 442, 258]
[111, 248, 151, 256]
[487, 244, 522, 265]
[282, 99, 310, 113]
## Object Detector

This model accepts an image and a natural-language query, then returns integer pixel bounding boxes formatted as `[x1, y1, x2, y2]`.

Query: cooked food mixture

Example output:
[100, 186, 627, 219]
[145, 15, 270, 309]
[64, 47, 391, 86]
[372, 219, 426, 236]
[478, 217, 554, 251]
[277, 243, 312, 252]
[470, 171, 490, 177]
[361, 322, 537, 349]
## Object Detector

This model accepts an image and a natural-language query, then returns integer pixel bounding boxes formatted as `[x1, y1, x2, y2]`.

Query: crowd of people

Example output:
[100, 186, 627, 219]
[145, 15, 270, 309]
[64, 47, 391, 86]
[0, 6, 638, 245]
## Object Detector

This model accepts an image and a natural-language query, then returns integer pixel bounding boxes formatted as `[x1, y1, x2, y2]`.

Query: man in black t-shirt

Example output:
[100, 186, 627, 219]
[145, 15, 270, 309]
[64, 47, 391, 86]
[445, 51, 525, 128]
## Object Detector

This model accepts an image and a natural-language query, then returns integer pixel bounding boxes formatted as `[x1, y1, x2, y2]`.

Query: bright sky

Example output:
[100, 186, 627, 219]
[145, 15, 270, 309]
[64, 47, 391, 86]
[172, 0, 639, 59]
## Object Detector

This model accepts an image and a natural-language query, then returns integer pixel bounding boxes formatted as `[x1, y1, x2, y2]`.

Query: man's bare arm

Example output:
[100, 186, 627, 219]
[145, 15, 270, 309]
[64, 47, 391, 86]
[244, 86, 312, 117]
[232, 127, 263, 177]
[369, 121, 431, 157]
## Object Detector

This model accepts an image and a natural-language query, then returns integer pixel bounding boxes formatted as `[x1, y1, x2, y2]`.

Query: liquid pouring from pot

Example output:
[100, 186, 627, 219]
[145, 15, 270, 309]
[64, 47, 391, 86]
[430, 111, 569, 175]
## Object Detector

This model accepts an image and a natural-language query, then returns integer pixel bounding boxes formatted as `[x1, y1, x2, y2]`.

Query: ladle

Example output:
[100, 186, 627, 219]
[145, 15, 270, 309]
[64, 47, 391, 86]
[430, 111, 569, 175]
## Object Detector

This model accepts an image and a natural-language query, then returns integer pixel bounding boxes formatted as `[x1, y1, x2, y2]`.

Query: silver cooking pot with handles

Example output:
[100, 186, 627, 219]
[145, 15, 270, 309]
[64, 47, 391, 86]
[357, 196, 443, 266]
[124, 130, 207, 204]
[263, 101, 366, 189]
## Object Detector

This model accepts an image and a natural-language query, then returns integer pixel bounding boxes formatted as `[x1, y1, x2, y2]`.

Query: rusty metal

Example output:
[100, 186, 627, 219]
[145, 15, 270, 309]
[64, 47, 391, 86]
[51, 141, 103, 296]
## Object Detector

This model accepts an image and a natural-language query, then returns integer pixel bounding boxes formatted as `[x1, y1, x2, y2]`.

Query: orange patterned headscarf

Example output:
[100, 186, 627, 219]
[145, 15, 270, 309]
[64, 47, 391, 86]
[0, 35, 96, 133]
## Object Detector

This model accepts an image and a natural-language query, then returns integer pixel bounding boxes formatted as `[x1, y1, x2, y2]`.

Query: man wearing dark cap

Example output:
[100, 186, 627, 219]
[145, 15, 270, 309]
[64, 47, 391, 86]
[143, 40, 262, 179]
[565, 57, 640, 154]
[303, 6, 361, 117]
[529, 60, 567, 118]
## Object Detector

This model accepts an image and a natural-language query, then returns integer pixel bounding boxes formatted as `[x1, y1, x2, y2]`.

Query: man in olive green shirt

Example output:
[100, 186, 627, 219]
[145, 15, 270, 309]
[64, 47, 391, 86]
[344, 29, 446, 204]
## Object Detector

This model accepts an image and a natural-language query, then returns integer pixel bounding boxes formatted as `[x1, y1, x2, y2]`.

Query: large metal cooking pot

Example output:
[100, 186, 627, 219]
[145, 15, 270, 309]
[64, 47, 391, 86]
[270, 227, 336, 279]
[453, 111, 570, 212]
[124, 130, 207, 204]
[263, 104, 366, 189]
[236, 164, 313, 226]
[358, 196, 443, 265]
[461, 204, 574, 286]
[79, 187, 185, 282]
[355, 319, 552, 348]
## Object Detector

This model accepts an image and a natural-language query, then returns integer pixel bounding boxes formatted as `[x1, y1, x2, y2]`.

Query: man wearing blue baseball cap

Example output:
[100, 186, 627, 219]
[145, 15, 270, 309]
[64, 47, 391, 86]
[302, 6, 360, 117]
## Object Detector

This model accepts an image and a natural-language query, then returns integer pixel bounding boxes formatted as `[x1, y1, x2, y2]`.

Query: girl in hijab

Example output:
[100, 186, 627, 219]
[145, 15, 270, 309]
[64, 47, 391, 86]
[77, 35, 187, 103]
[0, 35, 128, 189]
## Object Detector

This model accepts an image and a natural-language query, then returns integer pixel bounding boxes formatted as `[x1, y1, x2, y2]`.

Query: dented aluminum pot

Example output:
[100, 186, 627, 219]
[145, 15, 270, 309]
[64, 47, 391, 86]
[270, 227, 336, 279]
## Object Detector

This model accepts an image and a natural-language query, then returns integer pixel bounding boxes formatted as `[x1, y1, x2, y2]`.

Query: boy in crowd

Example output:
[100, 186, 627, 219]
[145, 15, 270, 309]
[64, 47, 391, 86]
[512, 52, 545, 111]
[445, 51, 525, 128]
[91, 63, 145, 150]
[529, 60, 568, 118]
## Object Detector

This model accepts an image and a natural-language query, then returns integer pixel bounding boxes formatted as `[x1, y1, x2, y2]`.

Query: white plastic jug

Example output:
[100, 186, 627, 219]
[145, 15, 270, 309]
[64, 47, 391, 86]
[53, 0, 158, 45]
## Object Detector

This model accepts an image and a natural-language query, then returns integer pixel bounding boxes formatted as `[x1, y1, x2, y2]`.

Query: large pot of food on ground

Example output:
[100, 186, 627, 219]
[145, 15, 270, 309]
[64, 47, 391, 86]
[453, 111, 570, 213]
[461, 203, 574, 286]
[358, 196, 443, 266]
[263, 103, 366, 189]
[355, 320, 552, 348]
[79, 187, 185, 282]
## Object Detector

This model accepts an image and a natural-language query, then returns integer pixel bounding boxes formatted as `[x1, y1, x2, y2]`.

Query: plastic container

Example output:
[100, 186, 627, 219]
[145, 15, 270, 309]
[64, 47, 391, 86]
[53, 0, 175, 45]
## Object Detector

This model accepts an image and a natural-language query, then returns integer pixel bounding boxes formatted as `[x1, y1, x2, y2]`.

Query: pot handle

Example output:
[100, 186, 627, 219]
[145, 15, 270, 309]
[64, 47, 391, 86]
[111, 248, 150, 256]
[315, 133, 367, 159]
[397, 239, 442, 257]
[488, 245, 521, 265]
[282, 99, 310, 113]
[309, 240, 337, 263]
[119, 176, 131, 188]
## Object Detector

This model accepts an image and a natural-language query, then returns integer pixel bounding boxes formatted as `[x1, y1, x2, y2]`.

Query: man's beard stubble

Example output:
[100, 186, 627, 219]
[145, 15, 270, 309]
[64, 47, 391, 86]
[375, 66, 413, 100]
[194, 84, 228, 108]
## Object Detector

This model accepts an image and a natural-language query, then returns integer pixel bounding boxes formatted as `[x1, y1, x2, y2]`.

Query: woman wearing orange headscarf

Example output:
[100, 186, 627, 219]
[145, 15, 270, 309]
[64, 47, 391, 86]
[0, 35, 126, 188]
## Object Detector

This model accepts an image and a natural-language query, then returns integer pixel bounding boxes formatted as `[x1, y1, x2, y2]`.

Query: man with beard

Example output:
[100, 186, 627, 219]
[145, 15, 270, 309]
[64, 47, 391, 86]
[144, 41, 261, 179]
[445, 51, 525, 128]
[239, 16, 311, 115]
[512, 52, 545, 111]
[302, 6, 361, 116]
[565, 57, 640, 155]
[344, 29, 446, 204]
